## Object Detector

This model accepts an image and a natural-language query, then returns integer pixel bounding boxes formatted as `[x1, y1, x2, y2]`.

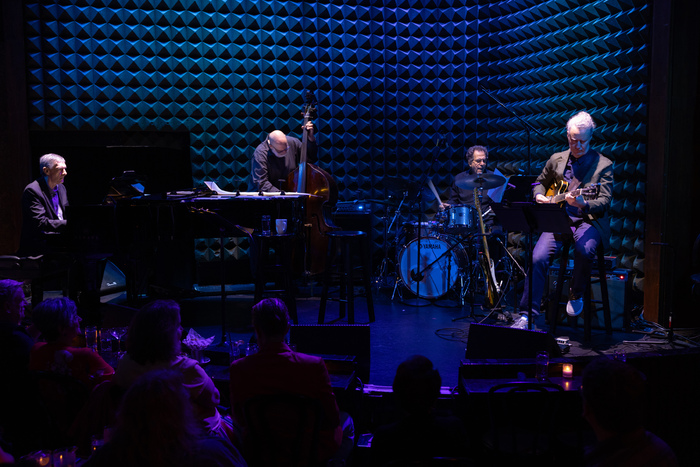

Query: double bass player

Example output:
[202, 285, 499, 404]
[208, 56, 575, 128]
[252, 122, 317, 192]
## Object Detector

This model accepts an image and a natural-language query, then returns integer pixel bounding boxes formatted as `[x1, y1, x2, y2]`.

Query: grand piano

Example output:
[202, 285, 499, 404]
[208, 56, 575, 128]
[67, 187, 308, 300]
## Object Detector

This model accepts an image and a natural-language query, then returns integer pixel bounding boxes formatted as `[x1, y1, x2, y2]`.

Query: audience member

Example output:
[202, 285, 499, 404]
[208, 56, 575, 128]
[581, 357, 678, 467]
[229, 298, 353, 465]
[0, 280, 33, 376]
[84, 369, 246, 467]
[0, 444, 13, 464]
[29, 297, 113, 389]
[371, 355, 470, 466]
[113, 299, 231, 441]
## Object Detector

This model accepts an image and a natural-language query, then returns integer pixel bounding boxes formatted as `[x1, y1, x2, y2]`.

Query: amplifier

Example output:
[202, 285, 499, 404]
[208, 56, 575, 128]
[334, 201, 372, 213]
[547, 266, 630, 331]
[566, 255, 618, 270]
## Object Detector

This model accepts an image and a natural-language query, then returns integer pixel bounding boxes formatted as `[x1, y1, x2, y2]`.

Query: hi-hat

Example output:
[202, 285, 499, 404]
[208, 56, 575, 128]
[455, 172, 506, 190]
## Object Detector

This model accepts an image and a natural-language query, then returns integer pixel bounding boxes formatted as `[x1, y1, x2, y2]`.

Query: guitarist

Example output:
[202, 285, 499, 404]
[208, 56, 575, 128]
[252, 121, 317, 192]
[512, 111, 613, 330]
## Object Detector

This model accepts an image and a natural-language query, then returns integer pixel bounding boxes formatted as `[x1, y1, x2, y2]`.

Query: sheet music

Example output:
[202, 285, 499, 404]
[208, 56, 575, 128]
[203, 181, 308, 197]
[487, 168, 509, 203]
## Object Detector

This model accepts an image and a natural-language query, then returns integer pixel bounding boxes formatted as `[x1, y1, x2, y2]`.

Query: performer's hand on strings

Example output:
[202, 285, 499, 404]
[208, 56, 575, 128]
[301, 120, 316, 141]
[535, 194, 549, 204]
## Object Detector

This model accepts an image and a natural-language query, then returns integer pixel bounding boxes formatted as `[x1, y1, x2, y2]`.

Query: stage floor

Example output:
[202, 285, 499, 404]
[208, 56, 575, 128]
[99, 285, 697, 388]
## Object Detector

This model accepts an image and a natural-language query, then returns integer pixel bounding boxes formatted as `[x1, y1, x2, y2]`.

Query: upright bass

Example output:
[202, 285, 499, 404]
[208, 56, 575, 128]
[285, 92, 339, 275]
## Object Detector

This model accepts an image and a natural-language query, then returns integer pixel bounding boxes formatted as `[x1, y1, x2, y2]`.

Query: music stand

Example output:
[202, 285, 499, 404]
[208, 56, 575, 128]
[188, 207, 253, 346]
[491, 202, 571, 330]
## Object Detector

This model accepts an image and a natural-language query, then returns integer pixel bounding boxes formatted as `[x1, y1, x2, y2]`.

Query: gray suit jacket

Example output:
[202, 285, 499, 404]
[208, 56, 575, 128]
[533, 149, 613, 249]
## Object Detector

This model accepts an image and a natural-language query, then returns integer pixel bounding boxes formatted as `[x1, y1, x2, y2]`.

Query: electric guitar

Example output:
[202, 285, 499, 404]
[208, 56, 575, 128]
[473, 188, 500, 309]
[545, 180, 600, 206]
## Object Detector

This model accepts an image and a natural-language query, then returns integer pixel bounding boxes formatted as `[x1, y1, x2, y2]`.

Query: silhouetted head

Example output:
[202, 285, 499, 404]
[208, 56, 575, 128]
[127, 299, 183, 365]
[581, 357, 646, 435]
[32, 297, 81, 343]
[0, 279, 26, 325]
[392, 355, 442, 415]
[251, 298, 290, 344]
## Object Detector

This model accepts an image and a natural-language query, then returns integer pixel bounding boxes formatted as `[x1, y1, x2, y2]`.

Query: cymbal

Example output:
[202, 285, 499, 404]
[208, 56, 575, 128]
[455, 172, 506, 190]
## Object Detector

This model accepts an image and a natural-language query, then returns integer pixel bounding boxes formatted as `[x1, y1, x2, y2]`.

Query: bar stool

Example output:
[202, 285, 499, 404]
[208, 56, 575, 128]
[319, 231, 375, 324]
[548, 241, 612, 341]
[252, 233, 298, 324]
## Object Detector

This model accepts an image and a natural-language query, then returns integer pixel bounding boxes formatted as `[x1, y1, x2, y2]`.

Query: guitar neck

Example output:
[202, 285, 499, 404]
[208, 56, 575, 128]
[550, 186, 585, 204]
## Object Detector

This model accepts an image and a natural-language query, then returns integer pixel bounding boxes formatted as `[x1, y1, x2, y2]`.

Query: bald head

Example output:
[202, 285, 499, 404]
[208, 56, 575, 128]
[269, 130, 286, 144]
[268, 131, 289, 156]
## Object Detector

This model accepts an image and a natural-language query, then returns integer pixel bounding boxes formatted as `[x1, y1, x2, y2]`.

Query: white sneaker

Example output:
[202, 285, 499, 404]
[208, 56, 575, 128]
[566, 297, 584, 317]
[510, 315, 529, 329]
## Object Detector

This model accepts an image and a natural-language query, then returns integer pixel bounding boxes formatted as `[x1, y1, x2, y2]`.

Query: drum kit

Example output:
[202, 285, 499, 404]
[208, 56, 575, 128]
[376, 172, 513, 307]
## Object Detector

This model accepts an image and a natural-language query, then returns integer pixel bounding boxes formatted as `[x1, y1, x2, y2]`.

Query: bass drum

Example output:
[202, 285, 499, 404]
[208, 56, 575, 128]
[397, 235, 469, 299]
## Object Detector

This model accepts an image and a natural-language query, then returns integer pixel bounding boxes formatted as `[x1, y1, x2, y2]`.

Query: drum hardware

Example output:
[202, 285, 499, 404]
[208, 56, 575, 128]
[373, 202, 399, 291]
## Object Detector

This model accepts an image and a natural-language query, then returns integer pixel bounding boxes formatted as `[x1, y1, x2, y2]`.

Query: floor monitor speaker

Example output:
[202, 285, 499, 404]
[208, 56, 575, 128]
[290, 324, 370, 384]
[465, 322, 562, 359]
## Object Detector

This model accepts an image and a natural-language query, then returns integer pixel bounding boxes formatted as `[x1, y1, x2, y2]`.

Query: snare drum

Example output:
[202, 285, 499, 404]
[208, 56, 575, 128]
[445, 204, 477, 233]
[397, 235, 469, 299]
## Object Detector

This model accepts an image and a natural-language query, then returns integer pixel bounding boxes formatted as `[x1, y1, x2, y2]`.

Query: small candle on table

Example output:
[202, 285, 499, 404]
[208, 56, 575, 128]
[562, 363, 573, 378]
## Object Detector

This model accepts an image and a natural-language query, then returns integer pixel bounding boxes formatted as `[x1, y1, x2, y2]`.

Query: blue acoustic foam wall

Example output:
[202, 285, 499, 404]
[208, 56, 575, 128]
[23, 0, 649, 292]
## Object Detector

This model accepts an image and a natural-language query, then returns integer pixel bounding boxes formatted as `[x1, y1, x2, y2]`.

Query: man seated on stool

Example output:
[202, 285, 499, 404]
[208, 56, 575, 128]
[229, 298, 354, 465]
[512, 111, 613, 329]
[18, 153, 69, 256]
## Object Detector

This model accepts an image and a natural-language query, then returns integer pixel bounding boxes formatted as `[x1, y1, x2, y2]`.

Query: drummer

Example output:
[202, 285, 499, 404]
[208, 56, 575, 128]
[440, 145, 503, 232]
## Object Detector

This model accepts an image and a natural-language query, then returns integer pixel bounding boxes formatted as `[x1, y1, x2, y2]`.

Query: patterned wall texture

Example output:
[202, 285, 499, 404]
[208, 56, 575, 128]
[477, 0, 649, 293]
[23, 0, 649, 293]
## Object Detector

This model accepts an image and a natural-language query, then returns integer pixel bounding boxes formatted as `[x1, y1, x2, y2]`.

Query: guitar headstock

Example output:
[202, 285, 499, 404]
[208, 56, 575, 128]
[581, 183, 600, 200]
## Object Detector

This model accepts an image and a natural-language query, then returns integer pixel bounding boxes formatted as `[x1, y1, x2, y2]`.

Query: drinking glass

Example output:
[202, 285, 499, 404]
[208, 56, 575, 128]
[99, 329, 114, 359]
[535, 351, 549, 381]
[261, 215, 271, 236]
[109, 327, 128, 356]
[52, 446, 77, 467]
[85, 325, 98, 352]
[23, 450, 51, 466]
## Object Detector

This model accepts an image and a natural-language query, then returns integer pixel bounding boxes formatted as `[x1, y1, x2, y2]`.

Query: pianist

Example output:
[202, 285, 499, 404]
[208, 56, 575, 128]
[18, 153, 69, 256]
[251, 121, 317, 192]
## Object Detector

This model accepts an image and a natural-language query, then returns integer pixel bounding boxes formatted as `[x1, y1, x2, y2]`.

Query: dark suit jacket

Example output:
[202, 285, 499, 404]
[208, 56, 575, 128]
[534, 149, 613, 248]
[18, 177, 68, 255]
[229, 342, 342, 463]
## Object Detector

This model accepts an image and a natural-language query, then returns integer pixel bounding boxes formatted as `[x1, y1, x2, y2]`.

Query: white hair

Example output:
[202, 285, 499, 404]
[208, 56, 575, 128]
[39, 153, 65, 171]
[566, 112, 596, 133]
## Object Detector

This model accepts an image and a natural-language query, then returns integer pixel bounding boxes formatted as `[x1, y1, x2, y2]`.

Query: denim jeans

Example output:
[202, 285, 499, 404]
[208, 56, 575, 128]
[519, 221, 602, 315]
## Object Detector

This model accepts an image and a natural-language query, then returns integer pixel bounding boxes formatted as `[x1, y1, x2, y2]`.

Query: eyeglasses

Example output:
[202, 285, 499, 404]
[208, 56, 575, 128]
[567, 134, 591, 145]
[268, 140, 289, 154]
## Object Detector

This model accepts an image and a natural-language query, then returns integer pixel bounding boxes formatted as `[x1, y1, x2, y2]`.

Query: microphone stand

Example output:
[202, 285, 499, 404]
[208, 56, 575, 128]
[479, 86, 543, 176]
[403, 134, 447, 307]
[480, 86, 543, 328]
